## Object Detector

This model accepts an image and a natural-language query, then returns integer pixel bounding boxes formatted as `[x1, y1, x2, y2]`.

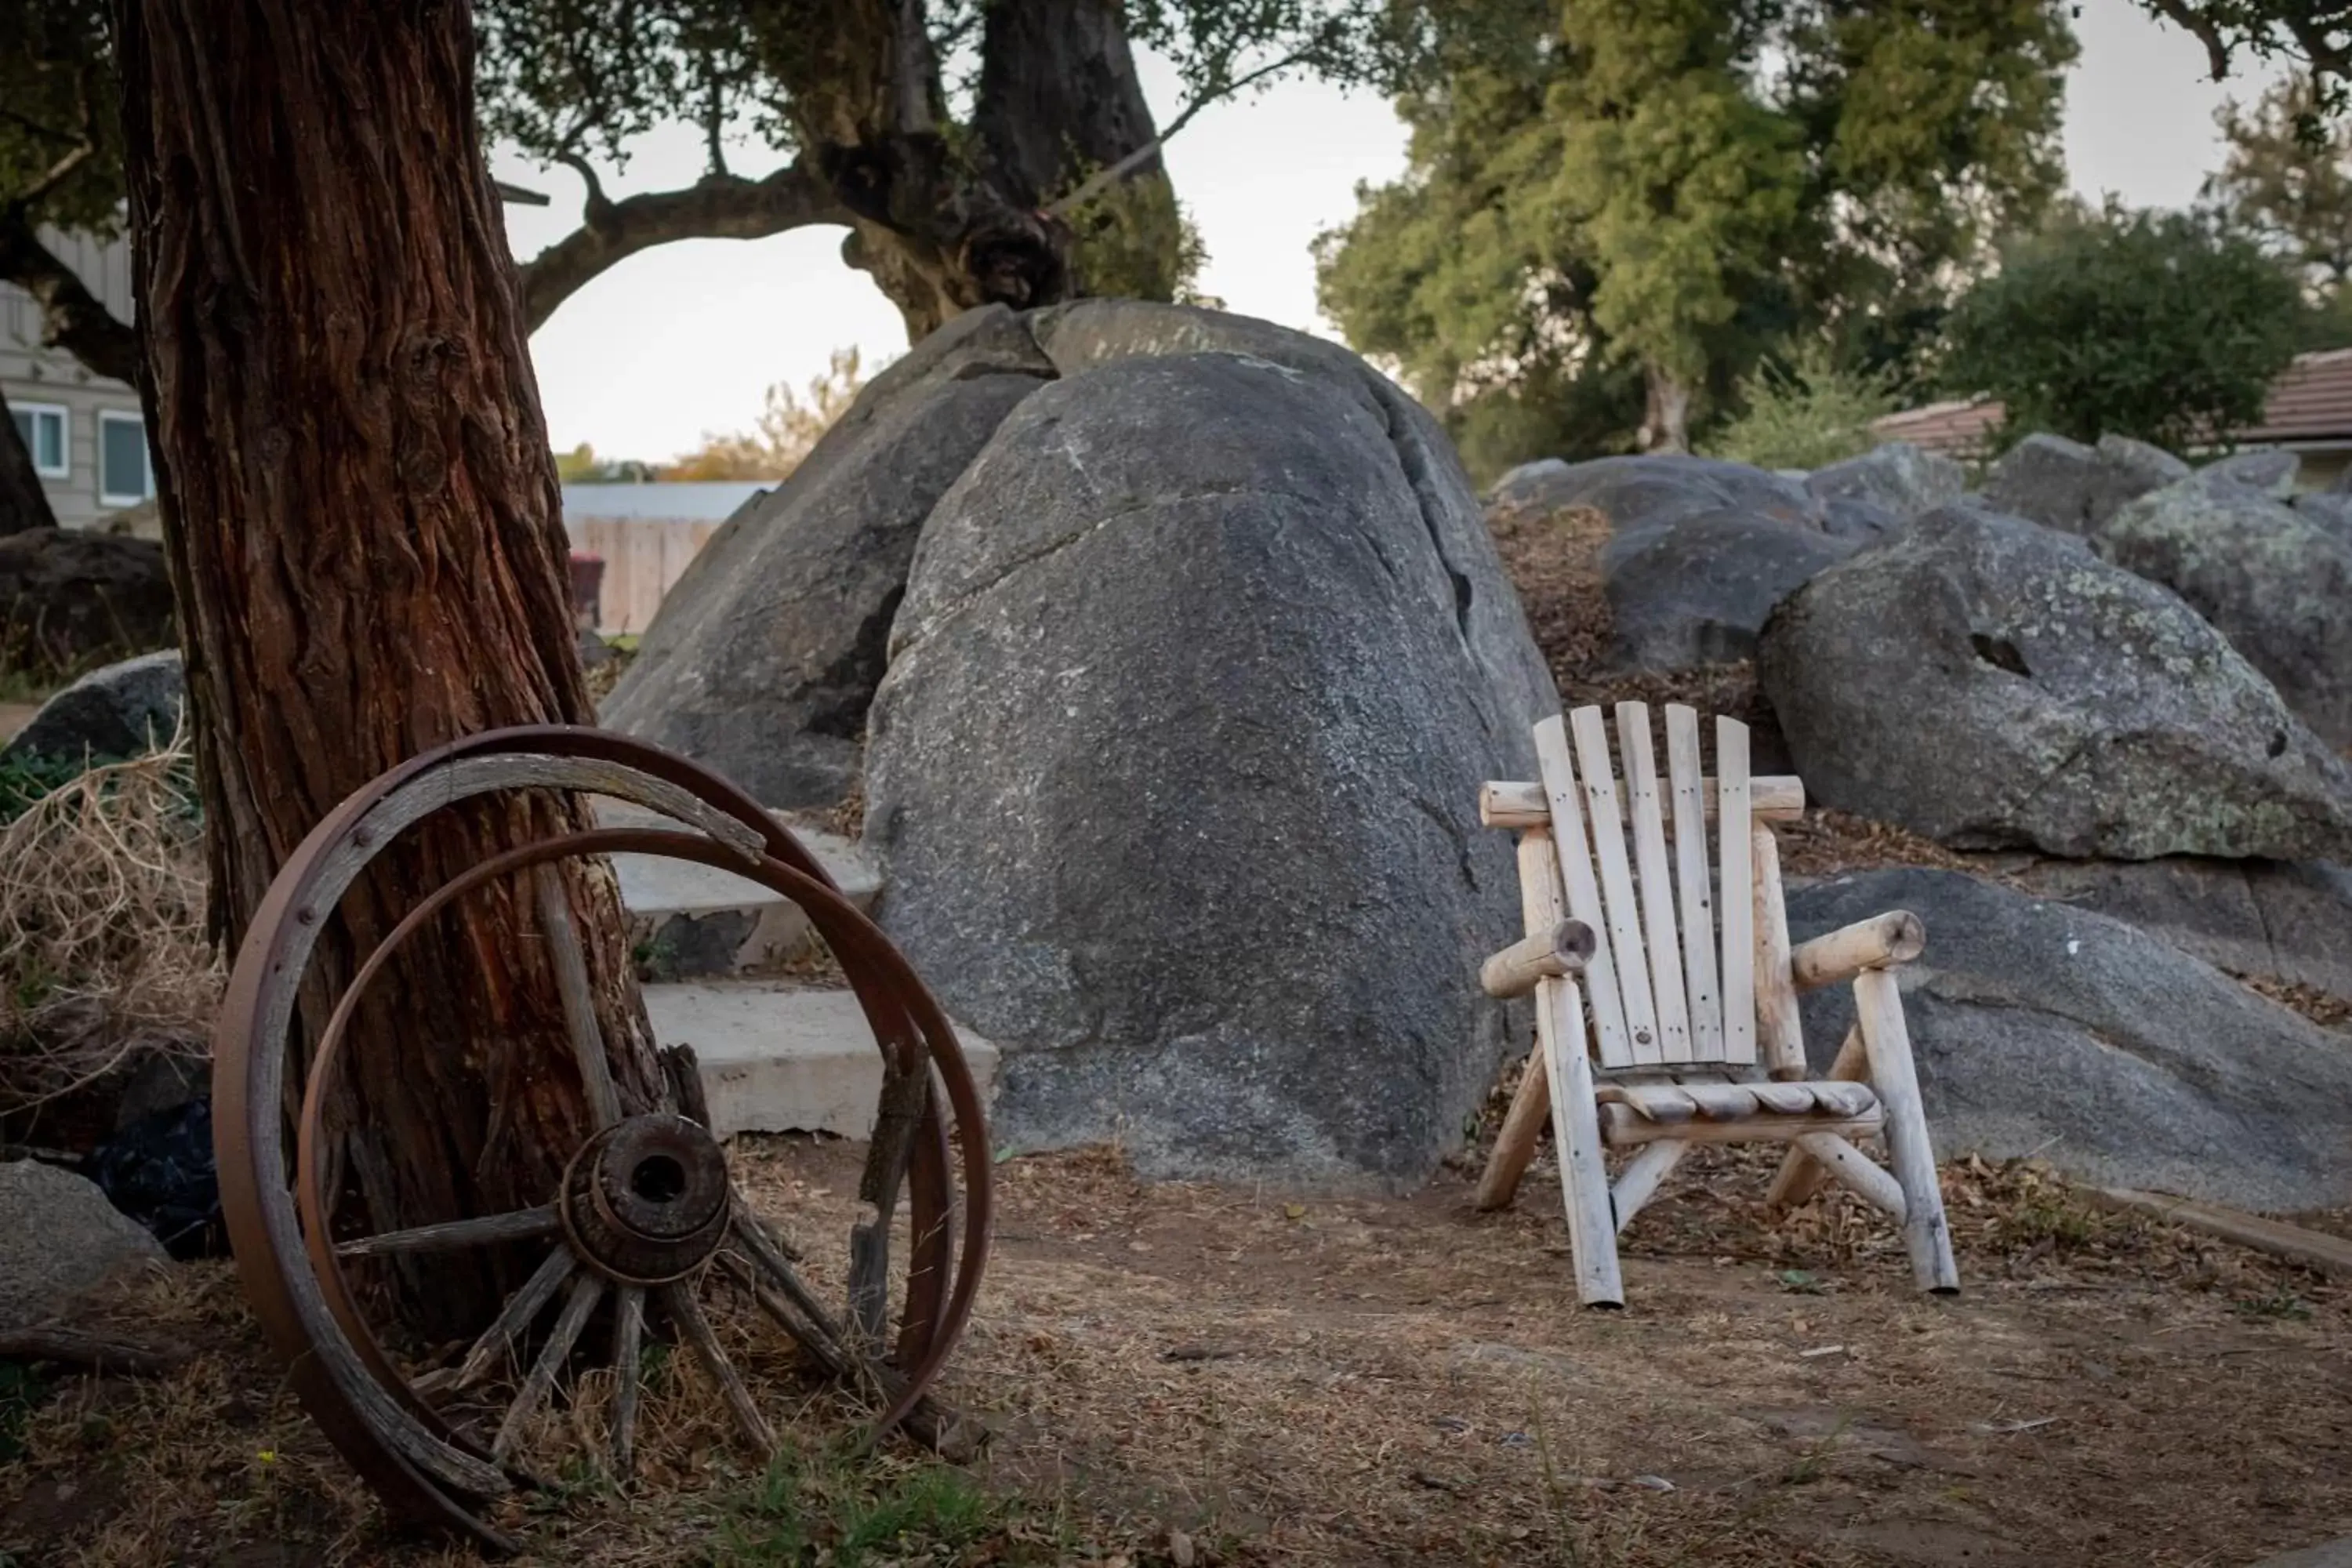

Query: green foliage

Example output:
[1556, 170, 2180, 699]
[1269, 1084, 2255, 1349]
[0, 1, 122, 235]
[1058, 166, 1210, 305]
[2209, 74, 2352, 289]
[1940, 201, 2304, 452]
[1316, 0, 2075, 464]
[713, 1443, 1070, 1566]
[1705, 344, 1901, 470]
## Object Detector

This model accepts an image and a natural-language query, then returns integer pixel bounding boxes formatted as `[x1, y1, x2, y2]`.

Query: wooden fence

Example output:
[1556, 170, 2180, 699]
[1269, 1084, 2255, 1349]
[564, 515, 721, 635]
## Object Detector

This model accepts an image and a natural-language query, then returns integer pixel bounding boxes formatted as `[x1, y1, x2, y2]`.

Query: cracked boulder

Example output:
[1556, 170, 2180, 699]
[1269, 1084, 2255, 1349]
[1758, 504, 2352, 860]
[1980, 431, 2189, 534]
[1486, 452, 1826, 539]
[1601, 509, 1856, 671]
[866, 302, 1556, 1187]
[601, 306, 1057, 807]
[1791, 869, 2352, 1211]
[2091, 472, 2352, 748]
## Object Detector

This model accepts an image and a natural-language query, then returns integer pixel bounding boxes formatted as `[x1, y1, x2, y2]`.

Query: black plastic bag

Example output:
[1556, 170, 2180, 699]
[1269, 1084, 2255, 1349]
[81, 1096, 226, 1261]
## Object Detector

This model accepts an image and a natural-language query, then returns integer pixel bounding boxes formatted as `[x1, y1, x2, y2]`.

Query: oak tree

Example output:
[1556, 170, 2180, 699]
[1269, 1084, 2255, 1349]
[1316, 0, 2076, 459]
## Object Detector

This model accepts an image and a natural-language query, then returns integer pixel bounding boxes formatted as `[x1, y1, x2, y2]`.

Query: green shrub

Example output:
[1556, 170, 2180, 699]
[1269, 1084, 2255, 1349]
[1705, 344, 1900, 470]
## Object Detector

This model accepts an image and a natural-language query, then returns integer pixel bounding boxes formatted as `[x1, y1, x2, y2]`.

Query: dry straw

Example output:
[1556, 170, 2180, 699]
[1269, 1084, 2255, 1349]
[0, 727, 218, 1109]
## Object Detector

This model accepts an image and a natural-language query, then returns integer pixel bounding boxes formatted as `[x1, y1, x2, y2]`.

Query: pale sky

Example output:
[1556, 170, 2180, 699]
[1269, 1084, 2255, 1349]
[499, 0, 2284, 463]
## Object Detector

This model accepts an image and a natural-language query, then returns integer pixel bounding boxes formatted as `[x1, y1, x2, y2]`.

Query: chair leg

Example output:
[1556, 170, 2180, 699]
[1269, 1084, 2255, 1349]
[1545, 1035, 1623, 1307]
[1853, 968, 1958, 1294]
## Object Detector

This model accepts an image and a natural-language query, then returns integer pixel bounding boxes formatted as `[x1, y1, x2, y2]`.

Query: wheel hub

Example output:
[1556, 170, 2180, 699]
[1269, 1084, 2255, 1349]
[557, 1113, 732, 1284]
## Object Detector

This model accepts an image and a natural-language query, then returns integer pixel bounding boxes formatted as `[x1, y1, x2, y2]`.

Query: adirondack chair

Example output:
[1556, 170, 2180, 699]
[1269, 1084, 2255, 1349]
[1471, 702, 1958, 1306]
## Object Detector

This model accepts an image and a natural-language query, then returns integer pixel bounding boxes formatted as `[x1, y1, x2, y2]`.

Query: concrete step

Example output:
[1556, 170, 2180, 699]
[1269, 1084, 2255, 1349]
[593, 800, 880, 981]
[641, 979, 1000, 1141]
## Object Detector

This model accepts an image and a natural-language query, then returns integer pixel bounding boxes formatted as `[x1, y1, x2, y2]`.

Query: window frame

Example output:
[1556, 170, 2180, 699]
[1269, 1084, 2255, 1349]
[95, 408, 152, 508]
[12, 401, 70, 481]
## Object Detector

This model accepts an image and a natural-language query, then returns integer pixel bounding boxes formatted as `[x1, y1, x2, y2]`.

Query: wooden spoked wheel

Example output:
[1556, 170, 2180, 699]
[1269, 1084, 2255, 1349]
[212, 728, 992, 1549]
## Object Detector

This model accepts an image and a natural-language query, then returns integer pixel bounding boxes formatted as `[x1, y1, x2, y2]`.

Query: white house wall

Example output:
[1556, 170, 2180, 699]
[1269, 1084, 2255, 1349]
[2, 227, 147, 532]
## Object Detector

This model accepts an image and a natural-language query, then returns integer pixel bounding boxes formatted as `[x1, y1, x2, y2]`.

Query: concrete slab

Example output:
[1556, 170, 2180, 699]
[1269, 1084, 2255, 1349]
[643, 980, 998, 1141]
[2256, 1540, 2352, 1568]
[593, 798, 881, 978]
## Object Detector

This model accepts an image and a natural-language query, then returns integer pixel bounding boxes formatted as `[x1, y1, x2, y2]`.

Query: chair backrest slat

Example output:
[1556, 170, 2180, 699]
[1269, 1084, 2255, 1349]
[1613, 702, 1693, 1063]
[1532, 716, 1635, 1065]
[1715, 715, 1759, 1066]
[1568, 707, 1664, 1066]
[1663, 703, 1725, 1062]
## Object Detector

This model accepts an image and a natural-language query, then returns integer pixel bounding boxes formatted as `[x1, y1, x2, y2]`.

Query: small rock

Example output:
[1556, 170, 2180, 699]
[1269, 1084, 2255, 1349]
[0, 648, 183, 768]
[2200, 446, 2299, 497]
[0, 1159, 167, 1332]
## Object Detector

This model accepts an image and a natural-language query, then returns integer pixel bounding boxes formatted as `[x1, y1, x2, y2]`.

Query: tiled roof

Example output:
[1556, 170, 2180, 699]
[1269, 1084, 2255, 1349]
[2238, 347, 2352, 445]
[1875, 347, 2352, 455]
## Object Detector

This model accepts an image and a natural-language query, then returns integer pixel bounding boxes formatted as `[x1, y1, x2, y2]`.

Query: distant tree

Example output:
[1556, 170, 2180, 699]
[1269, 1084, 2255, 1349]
[660, 347, 872, 481]
[2209, 74, 2352, 289]
[1316, 0, 2075, 457]
[1940, 201, 2303, 452]
[554, 443, 659, 483]
[1704, 343, 1901, 472]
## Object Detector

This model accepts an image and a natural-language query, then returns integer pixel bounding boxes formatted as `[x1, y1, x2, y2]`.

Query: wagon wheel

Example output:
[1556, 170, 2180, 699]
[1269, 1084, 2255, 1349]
[212, 727, 993, 1550]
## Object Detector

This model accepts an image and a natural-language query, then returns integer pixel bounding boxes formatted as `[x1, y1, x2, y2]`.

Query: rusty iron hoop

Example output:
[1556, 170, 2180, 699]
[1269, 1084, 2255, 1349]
[212, 727, 993, 1549]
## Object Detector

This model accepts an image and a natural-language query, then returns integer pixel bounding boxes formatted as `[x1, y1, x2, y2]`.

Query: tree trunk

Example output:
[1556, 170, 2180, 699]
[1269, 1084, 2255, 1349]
[1640, 363, 1693, 454]
[114, 0, 657, 1327]
[757, 0, 1171, 340]
[0, 386, 58, 537]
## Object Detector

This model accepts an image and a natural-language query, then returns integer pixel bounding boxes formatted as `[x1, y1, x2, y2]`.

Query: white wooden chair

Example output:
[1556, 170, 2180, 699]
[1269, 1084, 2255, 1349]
[1472, 702, 1958, 1305]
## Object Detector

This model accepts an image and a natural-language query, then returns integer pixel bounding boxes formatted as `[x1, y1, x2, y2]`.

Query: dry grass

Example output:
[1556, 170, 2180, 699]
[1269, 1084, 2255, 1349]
[9, 1137, 2347, 1567]
[0, 733, 217, 1113]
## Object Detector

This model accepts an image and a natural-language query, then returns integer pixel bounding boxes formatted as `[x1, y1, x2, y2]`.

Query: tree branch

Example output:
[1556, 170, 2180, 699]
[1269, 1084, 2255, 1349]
[1044, 50, 1308, 217]
[516, 156, 848, 332]
[0, 206, 140, 386]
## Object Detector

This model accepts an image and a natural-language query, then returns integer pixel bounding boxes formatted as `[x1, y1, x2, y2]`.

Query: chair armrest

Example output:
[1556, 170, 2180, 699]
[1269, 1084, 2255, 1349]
[1790, 909, 1924, 993]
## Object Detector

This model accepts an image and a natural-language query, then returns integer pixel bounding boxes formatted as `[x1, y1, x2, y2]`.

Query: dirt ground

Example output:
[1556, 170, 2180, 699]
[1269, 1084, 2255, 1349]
[5, 1132, 2347, 1568]
[0, 703, 38, 744]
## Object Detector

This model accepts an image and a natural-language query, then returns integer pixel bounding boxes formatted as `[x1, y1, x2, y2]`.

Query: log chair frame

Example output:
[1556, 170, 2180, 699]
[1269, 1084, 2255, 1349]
[1473, 703, 1958, 1307]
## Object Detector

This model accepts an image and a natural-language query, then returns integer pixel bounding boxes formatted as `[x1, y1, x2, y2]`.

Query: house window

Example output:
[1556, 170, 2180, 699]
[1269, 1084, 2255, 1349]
[10, 402, 68, 480]
[97, 411, 153, 507]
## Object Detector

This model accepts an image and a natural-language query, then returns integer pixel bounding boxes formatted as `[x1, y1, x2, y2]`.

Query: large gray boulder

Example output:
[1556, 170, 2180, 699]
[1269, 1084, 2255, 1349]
[2291, 488, 2352, 546]
[1757, 505, 2352, 860]
[866, 301, 1556, 1188]
[0, 648, 183, 767]
[1601, 510, 1854, 671]
[0, 1159, 165, 1331]
[1790, 869, 2352, 1211]
[1804, 441, 1966, 523]
[601, 307, 1056, 806]
[2092, 474, 2352, 748]
[1979, 432, 2187, 533]
[2013, 857, 2352, 1007]
[1488, 452, 1825, 538]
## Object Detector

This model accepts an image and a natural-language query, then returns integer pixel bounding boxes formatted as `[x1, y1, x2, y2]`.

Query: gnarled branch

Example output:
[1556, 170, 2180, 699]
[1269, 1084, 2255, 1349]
[516, 156, 848, 332]
[0, 207, 140, 386]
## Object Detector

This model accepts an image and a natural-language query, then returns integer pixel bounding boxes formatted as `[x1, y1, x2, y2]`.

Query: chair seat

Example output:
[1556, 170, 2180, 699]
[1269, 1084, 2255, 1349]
[1595, 1078, 1879, 1126]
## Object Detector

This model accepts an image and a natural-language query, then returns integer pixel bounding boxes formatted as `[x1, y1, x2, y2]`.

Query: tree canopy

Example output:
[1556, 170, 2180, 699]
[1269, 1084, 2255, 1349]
[3, 0, 1450, 387]
[1940, 201, 2303, 452]
[2136, 3, 2352, 114]
[1314, 0, 2076, 463]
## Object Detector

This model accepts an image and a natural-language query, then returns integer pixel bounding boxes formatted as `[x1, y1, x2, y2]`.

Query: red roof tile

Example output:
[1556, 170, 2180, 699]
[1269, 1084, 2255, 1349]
[1874, 347, 2352, 456]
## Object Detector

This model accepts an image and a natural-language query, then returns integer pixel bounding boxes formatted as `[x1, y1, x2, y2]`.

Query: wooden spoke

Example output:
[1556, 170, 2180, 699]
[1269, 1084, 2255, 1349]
[450, 1245, 578, 1392]
[493, 1272, 606, 1462]
[720, 1251, 846, 1376]
[335, 1206, 559, 1259]
[610, 1285, 646, 1476]
[731, 1195, 852, 1349]
[534, 863, 623, 1131]
[849, 1065, 930, 1350]
[659, 1281, 776, 1456]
